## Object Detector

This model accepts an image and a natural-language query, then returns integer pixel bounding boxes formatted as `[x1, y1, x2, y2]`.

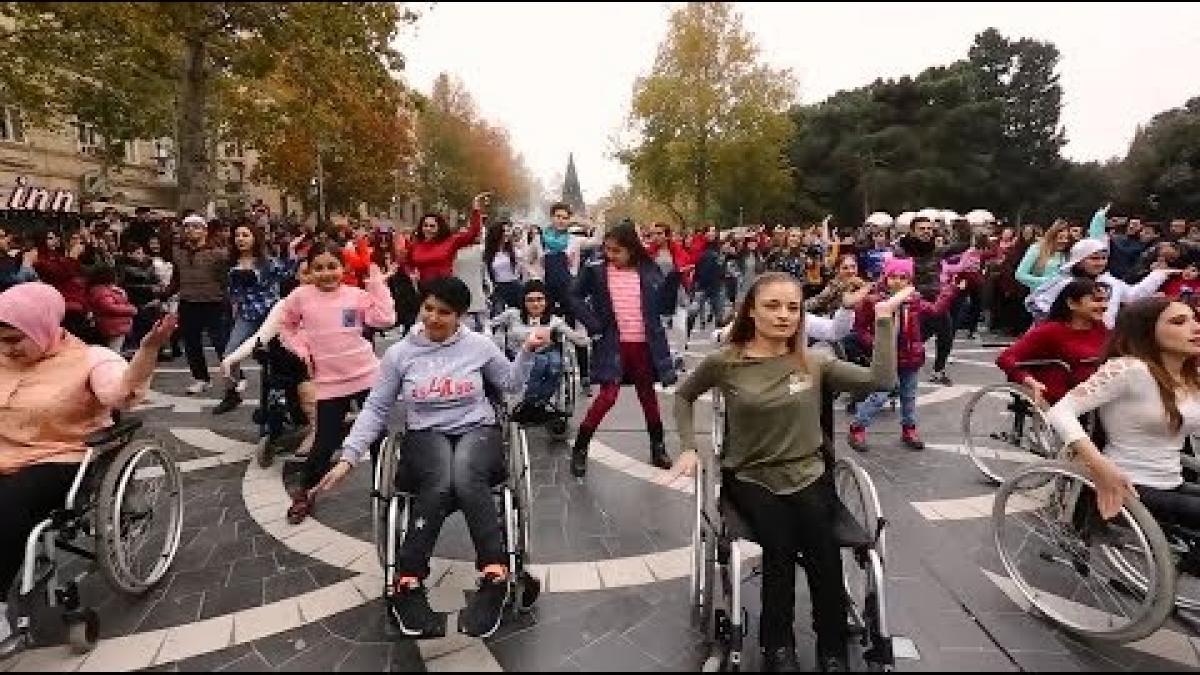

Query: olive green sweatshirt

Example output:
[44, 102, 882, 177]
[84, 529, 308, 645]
[674, 316, 896, 494]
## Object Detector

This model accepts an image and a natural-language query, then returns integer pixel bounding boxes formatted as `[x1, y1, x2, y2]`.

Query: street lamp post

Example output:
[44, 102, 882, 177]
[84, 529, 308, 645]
[315, 143, 326, 228]
[738, 206, 744, 229]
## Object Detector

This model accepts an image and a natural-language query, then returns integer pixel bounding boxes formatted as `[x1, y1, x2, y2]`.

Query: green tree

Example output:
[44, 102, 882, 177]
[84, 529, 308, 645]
[1116, 97, 1200, 219]
[619, 2, 795, 226]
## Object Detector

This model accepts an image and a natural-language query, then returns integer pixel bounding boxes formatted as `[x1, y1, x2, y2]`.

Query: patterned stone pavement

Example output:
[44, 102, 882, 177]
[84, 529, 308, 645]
[4, 333, 1200, 672]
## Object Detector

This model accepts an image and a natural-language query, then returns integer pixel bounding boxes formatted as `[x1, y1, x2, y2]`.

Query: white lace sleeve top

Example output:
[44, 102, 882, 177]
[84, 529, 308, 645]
[1046, 357, 1200, 490]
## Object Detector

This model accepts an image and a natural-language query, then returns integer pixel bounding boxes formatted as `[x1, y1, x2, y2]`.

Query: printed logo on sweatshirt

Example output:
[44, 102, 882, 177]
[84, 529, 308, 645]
[410, 376, 478, 401]
[341, 308, 360, 328]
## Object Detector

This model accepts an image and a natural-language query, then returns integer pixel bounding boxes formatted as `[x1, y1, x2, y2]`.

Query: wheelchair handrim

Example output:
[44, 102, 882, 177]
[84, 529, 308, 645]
[992, 462, 1177, 642]
[962, 384, 1057, 485]
[106, 443, 183, 591]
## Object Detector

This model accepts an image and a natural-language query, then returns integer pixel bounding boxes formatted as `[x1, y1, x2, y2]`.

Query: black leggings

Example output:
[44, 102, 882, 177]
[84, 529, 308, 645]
[0, 464, 79, 596]
[1137, 482, 1200, 531]
[724, 472, 847, 658]
[302, 390, 372, 490]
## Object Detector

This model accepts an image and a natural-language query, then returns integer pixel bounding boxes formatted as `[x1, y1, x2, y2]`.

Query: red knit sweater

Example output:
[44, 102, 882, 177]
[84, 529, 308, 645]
[996, 320, 1108, 404]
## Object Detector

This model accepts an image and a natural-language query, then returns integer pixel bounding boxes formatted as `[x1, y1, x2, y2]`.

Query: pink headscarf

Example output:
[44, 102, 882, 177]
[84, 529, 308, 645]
[881, 256, 915, 281]
[0, 282, 67, 352]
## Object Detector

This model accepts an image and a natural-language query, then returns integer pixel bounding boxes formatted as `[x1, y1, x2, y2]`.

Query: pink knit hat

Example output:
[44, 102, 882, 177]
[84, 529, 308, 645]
[881, 256, 915, 280]
[0, 282, 66, 351]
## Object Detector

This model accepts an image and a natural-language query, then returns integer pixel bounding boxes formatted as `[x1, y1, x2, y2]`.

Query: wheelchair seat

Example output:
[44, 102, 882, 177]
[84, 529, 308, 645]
[717, 491, 874, 554]
[85, 417, 143, 450]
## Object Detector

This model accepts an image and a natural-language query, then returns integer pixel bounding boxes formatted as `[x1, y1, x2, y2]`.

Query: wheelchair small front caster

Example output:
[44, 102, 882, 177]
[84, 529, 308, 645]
[65, 608, 99, 654]
[517, 572, 541, 613]
[547, 418, 569, 440]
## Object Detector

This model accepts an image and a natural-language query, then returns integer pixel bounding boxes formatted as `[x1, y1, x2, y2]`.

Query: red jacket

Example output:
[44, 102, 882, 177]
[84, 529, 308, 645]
[34, 253, 87, 313]
[408, 209, 482, 281]
[341, 236, 373, 288]
[87, 284, 137, 338]
[996, 320, 1107, 404]
[853, 283, 959, 370]
[1162, 276, 1200, 300]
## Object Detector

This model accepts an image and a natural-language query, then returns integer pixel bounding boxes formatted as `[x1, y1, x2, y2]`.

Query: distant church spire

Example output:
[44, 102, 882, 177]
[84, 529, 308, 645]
[561, 153, 585, 216]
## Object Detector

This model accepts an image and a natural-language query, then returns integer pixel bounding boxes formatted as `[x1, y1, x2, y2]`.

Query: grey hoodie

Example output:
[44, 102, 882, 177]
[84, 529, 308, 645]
[340, 326, 532, 465]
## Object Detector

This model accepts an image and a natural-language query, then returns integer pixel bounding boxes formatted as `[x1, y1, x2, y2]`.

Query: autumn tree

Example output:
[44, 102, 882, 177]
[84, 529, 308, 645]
[618, 2, 795, 226]
[0, 2, 413, 211]
[416, 73, 532, 215]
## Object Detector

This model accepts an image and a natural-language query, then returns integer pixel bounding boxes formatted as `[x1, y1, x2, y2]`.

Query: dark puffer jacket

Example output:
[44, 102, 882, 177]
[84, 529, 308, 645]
[569, 258, 676, 387]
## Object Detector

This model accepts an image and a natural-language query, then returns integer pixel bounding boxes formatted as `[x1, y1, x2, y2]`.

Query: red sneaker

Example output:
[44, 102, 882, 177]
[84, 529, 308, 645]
[901, 425, 925, 451]
[847, 425, 868, 453]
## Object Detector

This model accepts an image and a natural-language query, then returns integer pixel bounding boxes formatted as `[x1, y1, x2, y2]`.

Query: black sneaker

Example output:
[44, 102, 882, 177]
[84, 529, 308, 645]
[930, 371, 953, 386]
[762, 647, 802, 672]
[212, 389, 242, 416]
[818, 655, 849, 673]
[650, 441, 672, 470]
[389, 583, 442, 638]
[459, 573, 510, 638]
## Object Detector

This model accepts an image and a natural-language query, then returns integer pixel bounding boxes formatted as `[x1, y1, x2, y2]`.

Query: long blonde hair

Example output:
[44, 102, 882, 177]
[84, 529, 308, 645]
[727, 272, 808, 373]
[1033, 219, 1070, 275]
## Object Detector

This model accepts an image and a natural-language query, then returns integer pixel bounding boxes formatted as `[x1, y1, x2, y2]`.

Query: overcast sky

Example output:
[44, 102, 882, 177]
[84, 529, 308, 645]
[399, 2, 1200, 204]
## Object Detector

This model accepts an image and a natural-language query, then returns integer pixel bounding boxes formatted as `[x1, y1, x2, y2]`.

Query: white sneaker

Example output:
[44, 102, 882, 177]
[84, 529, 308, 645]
[234, 378, 248, 394]
[186, 380, 211, 395]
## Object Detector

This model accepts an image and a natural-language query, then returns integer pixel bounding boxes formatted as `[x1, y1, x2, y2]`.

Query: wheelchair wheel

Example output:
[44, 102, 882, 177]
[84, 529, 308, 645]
[962, 383, 1059, 485]
[509, 423, 533, 559]
[834, 457, 885, 560]
[96, 440, 184, 595]
[1105, 528, 1200, 614]
[992, 461, 1176, 643]
[373, 434, 401, 570]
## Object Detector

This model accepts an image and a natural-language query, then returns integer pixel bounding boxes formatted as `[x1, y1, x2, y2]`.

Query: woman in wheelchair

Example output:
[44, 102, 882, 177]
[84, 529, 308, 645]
[1046, 297, 1200, 540]
[0, 282, 174, 643]
[310, 277, 548, 639]
[665, 272, 909, 673]
[490, 280, 589, 425]
[996, 278, 1110, 407]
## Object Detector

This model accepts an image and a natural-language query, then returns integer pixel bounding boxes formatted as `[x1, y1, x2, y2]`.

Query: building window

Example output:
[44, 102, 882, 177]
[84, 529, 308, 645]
[221, 141, 244, 160]
[124, 140, 138, 164]
[226, 162, 244, 184]
[153, 138, 175, 178]
[0, 106, 24, 143]
[76, 122, 101, 156]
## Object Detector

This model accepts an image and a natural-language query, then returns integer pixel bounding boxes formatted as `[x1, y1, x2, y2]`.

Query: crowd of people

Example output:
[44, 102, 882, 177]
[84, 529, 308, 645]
[2, 195, 1200, 670]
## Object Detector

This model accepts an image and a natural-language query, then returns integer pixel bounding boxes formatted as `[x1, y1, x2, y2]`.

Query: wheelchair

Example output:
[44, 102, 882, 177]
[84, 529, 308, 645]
[370, 396, 541, 636]
[992, 445, 1200, 643]
[1, 417, 184, 656]
[250, 337, 312, 468]
[494, 325, 580, 441]
[692, 389, 894, 671]
[961, 358, 1101, 484]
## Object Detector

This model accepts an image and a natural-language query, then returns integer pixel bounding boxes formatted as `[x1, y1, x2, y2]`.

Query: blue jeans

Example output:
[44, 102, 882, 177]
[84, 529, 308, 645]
[854, 367, 919, 429]
[523, 349, 563, 405]
[225, 316, 262, 382]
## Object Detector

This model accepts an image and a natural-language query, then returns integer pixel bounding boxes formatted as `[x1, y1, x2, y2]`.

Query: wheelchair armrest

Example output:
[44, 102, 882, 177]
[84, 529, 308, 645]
[85, 417, 143, 449]
[1182, 453, 1200, 474]
[1013, 359, 1071, 372]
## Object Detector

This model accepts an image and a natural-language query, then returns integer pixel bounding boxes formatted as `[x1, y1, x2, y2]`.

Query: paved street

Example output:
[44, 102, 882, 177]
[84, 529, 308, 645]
[4, 331, 1200, 673]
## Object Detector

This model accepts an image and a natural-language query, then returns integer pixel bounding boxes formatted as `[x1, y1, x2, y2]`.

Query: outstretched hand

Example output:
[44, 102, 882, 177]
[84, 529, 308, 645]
[141, 314, 178, 351]
[874, 287, 915, 318]
[658, 450, 698, 485]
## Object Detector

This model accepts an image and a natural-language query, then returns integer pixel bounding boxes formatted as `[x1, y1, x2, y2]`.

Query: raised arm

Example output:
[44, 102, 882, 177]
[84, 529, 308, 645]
[481, 332, 537, 395]
[361, 265, 398, 328]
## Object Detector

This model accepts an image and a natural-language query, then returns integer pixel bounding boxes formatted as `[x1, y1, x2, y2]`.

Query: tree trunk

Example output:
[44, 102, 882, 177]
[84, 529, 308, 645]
[175, 36, 211, 213]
